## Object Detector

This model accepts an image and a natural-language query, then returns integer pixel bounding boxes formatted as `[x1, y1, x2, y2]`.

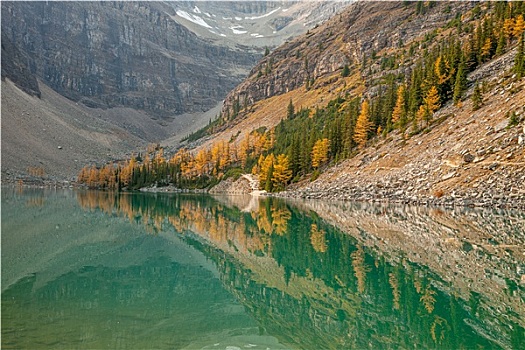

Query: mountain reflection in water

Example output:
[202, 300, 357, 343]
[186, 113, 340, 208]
[2, 189, 524, 349]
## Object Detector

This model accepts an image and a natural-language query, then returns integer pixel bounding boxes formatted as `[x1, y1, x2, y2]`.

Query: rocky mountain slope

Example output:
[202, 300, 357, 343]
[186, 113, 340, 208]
[284, 67, 525, 208]
[221, 1, 475, 117]
[188, 1, 525, 208]
[1, 80, 144, 181]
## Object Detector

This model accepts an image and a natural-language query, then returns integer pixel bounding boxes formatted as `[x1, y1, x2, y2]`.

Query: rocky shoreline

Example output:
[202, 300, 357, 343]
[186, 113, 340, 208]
[278, 184, 525, 210]
[4, 174, 524, 210]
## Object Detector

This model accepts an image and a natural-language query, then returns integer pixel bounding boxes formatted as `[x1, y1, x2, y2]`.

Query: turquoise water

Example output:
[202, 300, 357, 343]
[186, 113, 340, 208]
[2, 188, 524, 349]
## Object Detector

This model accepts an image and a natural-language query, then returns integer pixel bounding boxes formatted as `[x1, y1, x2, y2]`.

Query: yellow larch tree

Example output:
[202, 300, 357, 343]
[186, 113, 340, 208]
[77, 166, 90, 183]
[353, 100, 372, 148]
[87, 166, 99, 188]
[172, 148, 188, 165]
[311, 138, 330, 169]
[120, 156, 137, 187]
[418, 85, 440, 127]
[264, 129, 275, 151]
[194, 149, 209, 176]
[271, 154, 293, 191]
[481, 38, 493, 59]
[391, 85, 406, 125]
[258, 153, 275, 190]
[252, 131, 267, 156]
[515, 15, 525, 38]
[504, 18, 515, 41]
[310, 223, 327, 253]
[154, 148, 166, 166]
[434, 56, 454, 86]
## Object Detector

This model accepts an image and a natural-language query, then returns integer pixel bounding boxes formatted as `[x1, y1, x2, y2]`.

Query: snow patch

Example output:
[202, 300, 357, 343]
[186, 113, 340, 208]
[235, 17, 242, 21]
[244, 7, 281, 20]
[205, 12, 212, 18]
[282, 8, 289, 13]
[230, 25, 247, 35]
[250, 33, 264, 38]
[176, 10, 213, 29]
[208, 30, 226, 38]
[193, 6, 201, 14]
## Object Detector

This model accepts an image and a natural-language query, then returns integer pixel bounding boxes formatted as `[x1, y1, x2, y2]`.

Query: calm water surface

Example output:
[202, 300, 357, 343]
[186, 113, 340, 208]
[2, 188, 524, 349]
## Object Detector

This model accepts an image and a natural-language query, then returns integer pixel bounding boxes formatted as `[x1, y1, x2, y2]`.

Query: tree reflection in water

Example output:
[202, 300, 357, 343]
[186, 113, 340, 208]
[74, 191, 524, 349]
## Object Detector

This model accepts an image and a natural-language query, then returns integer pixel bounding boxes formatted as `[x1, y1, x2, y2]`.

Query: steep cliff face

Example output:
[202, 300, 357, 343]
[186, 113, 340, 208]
[1, 1, 259, 117]
[1, 32, 41, 98]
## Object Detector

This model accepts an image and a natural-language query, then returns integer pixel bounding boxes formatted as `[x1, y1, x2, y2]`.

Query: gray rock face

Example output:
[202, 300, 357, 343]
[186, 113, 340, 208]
[1, 1, 260, 118]
[1, 32, 40, 98]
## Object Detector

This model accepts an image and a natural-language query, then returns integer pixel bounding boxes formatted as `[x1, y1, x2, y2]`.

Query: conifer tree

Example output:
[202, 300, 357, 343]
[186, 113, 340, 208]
[417, 86, 440, 128]
[515, 15, 525, 38]
[353, 100, 372, 148]
[453, 57, 467, 105]
[495, 31, 506, 56]
[287, 98, 295, 119]
[425, 86, 440, 115]
[471, 83, 483, 111]
[272, 154, 293, 191]
[311, 138, 330, 168]
[391, 85, 406, 126]
[341, 64, 350, 77]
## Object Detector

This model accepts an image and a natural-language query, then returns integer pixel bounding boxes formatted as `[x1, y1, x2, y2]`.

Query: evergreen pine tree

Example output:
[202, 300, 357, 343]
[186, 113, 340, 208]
[472, 83, 483, 111]
[341, 64, 350, 77]
[287, 98, 295, 119]
[453, 57, 467, 105]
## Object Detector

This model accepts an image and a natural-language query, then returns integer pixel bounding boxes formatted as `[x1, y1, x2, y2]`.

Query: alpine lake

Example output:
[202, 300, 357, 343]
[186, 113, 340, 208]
[2, 187, 524, 349]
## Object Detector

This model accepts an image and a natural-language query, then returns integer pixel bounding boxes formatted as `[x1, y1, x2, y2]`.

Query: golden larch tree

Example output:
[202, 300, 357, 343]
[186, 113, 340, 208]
[311, 138, 330, 169]
[515, 15, 525, 38]
[418, 85, 440, 127]
[194, 149, 209, 176]
[504, 18, 515, 40]
[425, 85, 440, 114]
[353, 100, 372, 148]
[271, 154, 293, 191]
[391, 85, 406, 125]
[258, 153, 275, 189]
[310, 224, 327, 253]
